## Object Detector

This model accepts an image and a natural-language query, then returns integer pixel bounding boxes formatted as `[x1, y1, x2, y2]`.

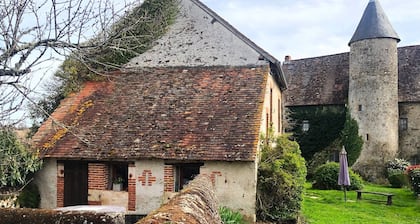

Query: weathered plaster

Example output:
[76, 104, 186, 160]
[125, 0, 268, 68]
[88, 190, 128, 209]
[260, 73, 283, 135]
[201, 161, 257, 221]
[134, 160, 164, 214]
[34, 158, 57, 209]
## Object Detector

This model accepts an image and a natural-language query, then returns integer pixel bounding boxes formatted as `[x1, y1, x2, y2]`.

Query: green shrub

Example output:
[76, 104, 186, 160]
[408, 167, 420, 195]
[0, 128, 42, 188]
[257, 133, 307, 223]
[17, 183, 40, 208]
[219, 207, 246, 224]
[387, 173, 409, 188]
[385, 158, 410, 188]
[312, 162, 363, 190]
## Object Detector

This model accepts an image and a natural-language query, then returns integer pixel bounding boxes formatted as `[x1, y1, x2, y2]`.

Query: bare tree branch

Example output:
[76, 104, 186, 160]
[0, 0, 137, 121]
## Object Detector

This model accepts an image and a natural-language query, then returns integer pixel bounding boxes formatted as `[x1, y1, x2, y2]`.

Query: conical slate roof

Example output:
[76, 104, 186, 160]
[349, 0, 400, 45]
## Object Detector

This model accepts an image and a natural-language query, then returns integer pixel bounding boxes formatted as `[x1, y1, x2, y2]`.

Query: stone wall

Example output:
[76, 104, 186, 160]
[349, 38, 399, 182]
[399, 103, 420, 163]
[0, 208, 124, 224]
[136, 174, 221, 224]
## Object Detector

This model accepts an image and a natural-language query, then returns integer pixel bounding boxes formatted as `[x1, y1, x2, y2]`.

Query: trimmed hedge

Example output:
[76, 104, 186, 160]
[312, 162, 363, 190]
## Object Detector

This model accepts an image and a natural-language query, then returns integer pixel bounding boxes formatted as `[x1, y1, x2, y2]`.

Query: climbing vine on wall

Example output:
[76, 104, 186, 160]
[288, 105, 364, 168]
[287, 105, 346, 161]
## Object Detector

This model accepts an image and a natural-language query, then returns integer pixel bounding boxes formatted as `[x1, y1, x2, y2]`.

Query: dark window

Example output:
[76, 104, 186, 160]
[399, 118, 408, 131]
[110, 163, 128, 191]
[174, 163, 202, 192]
[358, 105, 363, 111]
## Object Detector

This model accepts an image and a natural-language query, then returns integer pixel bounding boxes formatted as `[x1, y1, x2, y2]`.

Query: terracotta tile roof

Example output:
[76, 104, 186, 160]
[283, 45, 420, 106]
[32, 66, 269, 161]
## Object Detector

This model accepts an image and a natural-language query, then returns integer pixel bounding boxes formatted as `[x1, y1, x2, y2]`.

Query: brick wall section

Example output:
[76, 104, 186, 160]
[128, 163, 136, 211]
[164, 165, 174, 192]
[57, 176, 64, 207]
[88, 163, 109, 190]
[136, 174, 221, 224]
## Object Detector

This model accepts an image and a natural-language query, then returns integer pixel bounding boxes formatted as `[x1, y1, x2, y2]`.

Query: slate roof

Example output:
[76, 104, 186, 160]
[283, 52, 349, 106]
[283, 45, 420, 106]
[32, 66, 269, 161]
[349, 0, 400, 45]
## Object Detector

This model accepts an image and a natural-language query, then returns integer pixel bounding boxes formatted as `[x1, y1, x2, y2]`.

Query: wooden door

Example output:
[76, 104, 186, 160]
[64, 161, 88, 206]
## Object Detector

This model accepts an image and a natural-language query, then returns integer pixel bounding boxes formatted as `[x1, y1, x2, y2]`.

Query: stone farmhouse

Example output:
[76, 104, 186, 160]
[32, 0, 286, 220]
[283, 0, 420, 181]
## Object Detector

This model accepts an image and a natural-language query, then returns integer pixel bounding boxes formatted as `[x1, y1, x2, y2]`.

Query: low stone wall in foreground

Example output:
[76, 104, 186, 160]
[136, 174, 221, 224]
[0, 208, 124, 224]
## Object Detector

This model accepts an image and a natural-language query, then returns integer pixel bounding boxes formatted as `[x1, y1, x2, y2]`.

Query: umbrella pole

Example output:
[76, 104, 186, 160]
[344, 186, 347, 202]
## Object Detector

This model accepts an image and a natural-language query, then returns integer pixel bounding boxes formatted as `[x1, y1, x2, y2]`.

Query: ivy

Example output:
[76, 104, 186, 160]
[288, 105, 346, 161]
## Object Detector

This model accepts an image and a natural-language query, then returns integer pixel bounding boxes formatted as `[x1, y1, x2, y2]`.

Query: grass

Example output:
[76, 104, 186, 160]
[302, 182, 420, 224]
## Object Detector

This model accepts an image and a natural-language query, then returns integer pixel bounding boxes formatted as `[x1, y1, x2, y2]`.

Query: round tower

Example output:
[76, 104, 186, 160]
[348, 0, 400, 182]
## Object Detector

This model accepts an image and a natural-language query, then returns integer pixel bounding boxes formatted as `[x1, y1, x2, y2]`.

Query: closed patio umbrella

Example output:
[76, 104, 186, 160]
[338, 146, 351, 201]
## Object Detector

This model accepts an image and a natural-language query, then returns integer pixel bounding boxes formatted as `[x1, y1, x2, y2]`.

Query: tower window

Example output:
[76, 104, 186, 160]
[366, 134, 369, 141]
[302, 120, 310, 132]
[358, 105, 363, 111]
[399, 118, 408, 131]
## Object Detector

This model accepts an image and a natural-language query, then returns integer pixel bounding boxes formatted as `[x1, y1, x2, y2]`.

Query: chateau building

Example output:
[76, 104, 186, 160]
[284, 0, 420, 181]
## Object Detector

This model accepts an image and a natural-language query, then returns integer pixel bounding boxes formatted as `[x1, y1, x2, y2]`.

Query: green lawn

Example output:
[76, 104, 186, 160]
[302, 183, 420, 224]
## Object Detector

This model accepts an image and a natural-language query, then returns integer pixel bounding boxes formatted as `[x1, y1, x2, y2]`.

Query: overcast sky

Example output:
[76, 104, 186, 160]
[201, 0, 420, 61]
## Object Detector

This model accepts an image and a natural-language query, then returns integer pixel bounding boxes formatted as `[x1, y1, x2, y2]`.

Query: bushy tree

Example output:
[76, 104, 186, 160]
[341, 110, 363, 166]
[257, 131, 307, 223]
[0, 128, 41, 189]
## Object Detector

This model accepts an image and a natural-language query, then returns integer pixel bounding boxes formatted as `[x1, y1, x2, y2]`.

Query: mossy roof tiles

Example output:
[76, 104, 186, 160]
[33, 66, 269, 161]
